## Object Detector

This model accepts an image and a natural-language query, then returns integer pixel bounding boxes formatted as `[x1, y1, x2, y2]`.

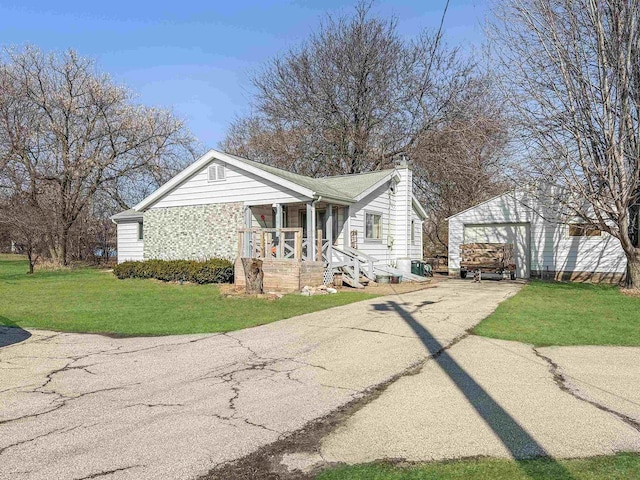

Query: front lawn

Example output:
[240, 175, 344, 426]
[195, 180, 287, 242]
[473, 280, 640, 346]
[0, 255, 377, 336]
[317, 453, 640, 480]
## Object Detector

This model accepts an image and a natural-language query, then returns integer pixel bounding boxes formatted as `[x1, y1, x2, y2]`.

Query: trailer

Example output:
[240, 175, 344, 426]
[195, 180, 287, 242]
[459, 243, 517, 280]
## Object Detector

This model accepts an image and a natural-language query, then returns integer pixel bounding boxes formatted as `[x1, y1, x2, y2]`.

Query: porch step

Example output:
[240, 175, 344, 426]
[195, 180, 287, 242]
[341, 274, 365, 289]
[340, 271, 364, 289]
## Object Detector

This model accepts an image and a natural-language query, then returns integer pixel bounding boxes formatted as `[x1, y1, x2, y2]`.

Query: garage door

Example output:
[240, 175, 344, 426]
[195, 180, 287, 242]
[463, 223, 530, 278]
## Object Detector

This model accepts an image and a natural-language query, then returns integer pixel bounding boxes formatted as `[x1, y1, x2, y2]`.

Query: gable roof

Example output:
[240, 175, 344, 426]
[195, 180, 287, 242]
[132, 149, 399, 211]
[221, 152, 393, 203]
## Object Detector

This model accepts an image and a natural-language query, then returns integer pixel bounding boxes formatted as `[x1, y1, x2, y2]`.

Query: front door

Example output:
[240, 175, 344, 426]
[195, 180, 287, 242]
[299, 209, 328, 240]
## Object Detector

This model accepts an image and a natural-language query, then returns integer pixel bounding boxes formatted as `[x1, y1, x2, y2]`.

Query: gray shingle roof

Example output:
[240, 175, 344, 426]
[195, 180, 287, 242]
[224, 153, 394, 202]
[318, 170, 395, 199]
[115, 152, 398, 219]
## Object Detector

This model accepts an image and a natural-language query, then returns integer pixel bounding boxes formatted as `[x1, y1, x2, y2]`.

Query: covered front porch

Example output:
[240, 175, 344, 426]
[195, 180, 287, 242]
[235, 201, 377, 290]
[239, 201, 350, 263]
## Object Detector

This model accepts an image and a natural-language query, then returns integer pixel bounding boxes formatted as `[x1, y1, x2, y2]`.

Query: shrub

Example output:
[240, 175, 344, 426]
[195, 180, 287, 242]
[113, 258, 234, 284]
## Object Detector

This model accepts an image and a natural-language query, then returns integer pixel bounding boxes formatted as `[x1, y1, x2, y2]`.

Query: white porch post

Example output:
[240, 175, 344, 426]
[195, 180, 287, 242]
[307, 202, 315, 261]
[275, 203, 283, 258]
[275, 203, 283, 229]
[325, 204, 333, 265]
[243, 206, 252, 257]
[343, 206, 350, 249]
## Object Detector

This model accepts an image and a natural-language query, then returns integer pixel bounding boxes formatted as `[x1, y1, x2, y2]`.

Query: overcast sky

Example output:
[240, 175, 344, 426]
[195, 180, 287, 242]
[0, 1, 488, 148]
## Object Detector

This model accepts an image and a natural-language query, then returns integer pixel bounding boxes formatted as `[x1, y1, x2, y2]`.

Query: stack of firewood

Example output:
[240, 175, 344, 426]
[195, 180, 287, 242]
[460, 243, 515, 271]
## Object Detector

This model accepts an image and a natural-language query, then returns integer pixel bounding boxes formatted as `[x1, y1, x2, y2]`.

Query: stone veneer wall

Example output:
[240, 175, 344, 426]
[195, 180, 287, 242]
[144, 203, 244, 261]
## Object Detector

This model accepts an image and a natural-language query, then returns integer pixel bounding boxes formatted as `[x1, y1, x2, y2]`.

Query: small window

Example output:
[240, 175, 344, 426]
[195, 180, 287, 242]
[568, 224, 601, 237]
[365, 212, 382, 241]
[411, 220, 415, 244]
[208, 163, 226, 182]
[137, 221, 144, 241]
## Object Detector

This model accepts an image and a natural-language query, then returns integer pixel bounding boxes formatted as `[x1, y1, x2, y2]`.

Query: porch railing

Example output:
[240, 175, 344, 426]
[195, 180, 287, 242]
[238, 227, 332, 263]
[238, 228, 303, 260]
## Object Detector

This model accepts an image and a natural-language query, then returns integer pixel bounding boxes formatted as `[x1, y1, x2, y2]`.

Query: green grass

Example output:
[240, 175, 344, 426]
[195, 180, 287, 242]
[316, 453, 640, 480]
[0, 255, 377, 336]
[473, 280, 640, 347]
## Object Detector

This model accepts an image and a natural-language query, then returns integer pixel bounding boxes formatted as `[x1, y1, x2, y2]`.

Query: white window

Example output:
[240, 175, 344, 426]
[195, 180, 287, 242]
[411, 220, 415, 244]
[137, 222, 143, 241]
[365, 212, 382, 241]
[208, 163, 226, 182]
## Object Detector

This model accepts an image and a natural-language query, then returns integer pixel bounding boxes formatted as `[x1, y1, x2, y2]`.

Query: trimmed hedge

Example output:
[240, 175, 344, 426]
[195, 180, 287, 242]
[113, 259, 234, 284]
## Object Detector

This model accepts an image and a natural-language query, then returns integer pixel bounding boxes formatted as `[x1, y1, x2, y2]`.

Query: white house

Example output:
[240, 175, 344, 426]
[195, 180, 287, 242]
[112, 149, 427, 289]
[448, 189, 627, 283]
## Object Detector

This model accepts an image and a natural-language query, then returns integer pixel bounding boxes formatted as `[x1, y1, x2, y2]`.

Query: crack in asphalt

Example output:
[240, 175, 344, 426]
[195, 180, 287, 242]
[202, 324, 473, 480]
[533, 348, 640, 432]
[0, 402, 66, 426]
[73, 465, 143, 479]
[308, 324, 418, 339]
[0, 383, 141, 426]
[124, 402, 185, 409]
[102, 334, 220, 357]
[0, 422, 98, 457]
[0, 426, 69, 456]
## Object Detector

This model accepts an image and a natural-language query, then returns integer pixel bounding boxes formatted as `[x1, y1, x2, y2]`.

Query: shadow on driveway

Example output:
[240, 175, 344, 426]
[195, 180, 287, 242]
[373, 300, 575, 480]
[0, 317, 31, 348]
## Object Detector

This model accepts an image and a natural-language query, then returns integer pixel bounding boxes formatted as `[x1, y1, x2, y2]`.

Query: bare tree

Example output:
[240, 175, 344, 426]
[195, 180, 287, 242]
[412, 76, 510, 254]
[0, 46, 198, 265]
[492, 0, 640, 287]
[0, 194, 49, 273]
[222, 2, 475, 176]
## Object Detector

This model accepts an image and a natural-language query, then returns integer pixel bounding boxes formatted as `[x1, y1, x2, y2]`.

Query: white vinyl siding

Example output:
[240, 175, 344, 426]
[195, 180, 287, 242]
[350, 183, 394, 260]
[410, 206, 423, 260]
[151, 162, 309, 209]
[117, 221, 144, 263]
[448, 190, 626, 277]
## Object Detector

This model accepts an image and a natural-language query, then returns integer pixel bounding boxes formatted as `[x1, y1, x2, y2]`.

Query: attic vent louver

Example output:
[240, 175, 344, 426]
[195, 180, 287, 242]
[208, 164, 226, 182]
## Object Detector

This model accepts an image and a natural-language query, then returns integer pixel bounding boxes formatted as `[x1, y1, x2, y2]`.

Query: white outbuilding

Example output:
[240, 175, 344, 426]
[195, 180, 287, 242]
[448, 189, 627, 283]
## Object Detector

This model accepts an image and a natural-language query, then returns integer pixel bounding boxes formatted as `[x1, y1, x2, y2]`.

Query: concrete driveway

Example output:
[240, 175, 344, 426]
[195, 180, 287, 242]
[0, 280, 519, 480]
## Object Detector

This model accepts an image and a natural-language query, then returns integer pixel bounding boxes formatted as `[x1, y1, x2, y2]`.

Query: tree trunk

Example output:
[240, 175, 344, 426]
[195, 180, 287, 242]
[26, 246, 35, 274]
[625, 250, 640, 289]
[59, 229, 69, 266]
[52, 226, 70, 266]
[241, 258, 264, 294]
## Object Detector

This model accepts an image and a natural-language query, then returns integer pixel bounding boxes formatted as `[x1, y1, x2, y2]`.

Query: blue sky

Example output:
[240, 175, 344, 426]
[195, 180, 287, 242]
[0, 1, 488, 148]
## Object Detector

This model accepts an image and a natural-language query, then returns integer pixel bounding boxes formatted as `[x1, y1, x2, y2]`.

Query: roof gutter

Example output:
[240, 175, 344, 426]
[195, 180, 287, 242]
[313, 194, 353, 206]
